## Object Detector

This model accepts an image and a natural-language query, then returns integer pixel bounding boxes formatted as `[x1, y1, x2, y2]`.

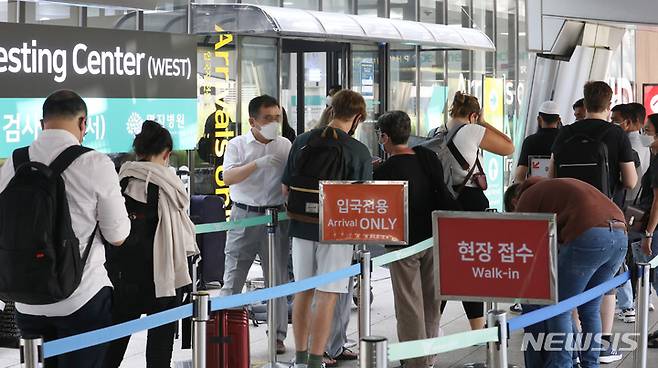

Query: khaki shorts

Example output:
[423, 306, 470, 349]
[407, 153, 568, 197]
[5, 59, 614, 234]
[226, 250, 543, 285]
[291, 237, 354, 293]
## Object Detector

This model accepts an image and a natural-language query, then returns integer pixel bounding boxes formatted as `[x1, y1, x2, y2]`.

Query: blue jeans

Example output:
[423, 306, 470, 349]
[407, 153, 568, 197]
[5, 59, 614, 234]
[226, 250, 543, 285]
[523, 227, 627, 368]
[616, 279, 634, 310]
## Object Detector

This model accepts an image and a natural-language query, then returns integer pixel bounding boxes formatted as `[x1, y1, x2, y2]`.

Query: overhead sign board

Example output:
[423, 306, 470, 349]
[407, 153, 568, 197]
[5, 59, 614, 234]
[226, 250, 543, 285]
[433, 211, 557, 305]
[0, 22, 197, 157]
[320, 181, 408, 245]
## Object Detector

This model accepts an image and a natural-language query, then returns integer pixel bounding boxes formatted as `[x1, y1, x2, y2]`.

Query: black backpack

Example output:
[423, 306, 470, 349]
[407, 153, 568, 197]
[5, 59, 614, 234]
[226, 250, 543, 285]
[554, 124, 613, 197]
[105, 177, 159, 309]
[0, 145, 96, 304]
[287, 127, 349, 223]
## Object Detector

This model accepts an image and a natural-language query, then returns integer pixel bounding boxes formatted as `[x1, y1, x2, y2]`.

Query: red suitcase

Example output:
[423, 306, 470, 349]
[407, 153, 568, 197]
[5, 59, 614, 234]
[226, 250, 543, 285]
[207, 308, 250, 368]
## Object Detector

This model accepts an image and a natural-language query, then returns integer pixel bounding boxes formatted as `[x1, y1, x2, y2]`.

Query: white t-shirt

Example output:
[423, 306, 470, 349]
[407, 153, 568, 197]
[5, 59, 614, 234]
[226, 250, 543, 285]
[0, 130, 130, 317]
[445, 121, 486, 188]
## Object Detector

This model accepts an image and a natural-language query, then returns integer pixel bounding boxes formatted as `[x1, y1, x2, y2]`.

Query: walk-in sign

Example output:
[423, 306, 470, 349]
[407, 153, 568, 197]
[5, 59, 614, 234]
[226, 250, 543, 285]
[433, 211, 557, 304]
[320, 181, 408, 245]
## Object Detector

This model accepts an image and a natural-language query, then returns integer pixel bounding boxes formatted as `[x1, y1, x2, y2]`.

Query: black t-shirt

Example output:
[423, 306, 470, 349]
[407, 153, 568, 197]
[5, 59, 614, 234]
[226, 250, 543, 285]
[517, 128, 559, 166]
[282, 128, 373, 241]
[551, 119, 635, 195]
[373, 146, 460, 246]
[638, 155, 658, 211]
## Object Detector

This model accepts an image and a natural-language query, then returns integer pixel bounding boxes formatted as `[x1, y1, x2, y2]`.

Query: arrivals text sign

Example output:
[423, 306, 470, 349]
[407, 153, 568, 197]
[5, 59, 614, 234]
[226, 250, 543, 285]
[320, 181, 408, 245]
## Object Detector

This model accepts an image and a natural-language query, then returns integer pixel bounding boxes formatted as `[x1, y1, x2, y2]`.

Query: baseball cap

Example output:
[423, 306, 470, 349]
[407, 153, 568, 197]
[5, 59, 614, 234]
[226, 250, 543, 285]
[539, 101, 560, 115]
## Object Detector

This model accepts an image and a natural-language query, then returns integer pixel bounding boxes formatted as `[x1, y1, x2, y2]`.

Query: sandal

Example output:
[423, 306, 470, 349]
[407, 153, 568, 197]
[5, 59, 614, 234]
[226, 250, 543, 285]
[334, 347, 358, 361]
[322, 353, 338, 367]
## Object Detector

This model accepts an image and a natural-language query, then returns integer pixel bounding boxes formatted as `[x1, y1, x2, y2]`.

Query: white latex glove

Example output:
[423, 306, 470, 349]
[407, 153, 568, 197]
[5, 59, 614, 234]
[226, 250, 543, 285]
[253, 154, 282, 168]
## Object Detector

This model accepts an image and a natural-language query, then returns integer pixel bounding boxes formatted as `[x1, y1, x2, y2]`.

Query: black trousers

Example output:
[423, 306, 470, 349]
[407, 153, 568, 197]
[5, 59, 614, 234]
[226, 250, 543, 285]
[439, 186, 490, 320]
[104, 289, 182, 368]
[16, 287, 113, 368]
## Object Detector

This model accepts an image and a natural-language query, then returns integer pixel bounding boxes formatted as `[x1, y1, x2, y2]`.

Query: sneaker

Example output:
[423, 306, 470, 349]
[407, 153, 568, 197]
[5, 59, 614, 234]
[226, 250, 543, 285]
[650, 303, 655, 312]
[621, 308, 636, 323]
[510, 303, 523, 314]
[599, 346, 623, 364]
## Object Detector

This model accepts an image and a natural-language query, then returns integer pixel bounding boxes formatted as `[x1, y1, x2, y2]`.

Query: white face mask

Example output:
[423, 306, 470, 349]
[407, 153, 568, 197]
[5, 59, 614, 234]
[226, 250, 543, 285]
[326, 96, 332, 106]
[259, 122, 280, 140]
[640, 134, 654, 147]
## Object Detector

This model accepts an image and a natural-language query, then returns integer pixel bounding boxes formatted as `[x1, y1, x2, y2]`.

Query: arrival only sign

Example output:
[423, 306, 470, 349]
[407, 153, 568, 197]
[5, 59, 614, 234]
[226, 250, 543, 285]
[320, 181, 408, 245]
[433, 211, 557, 304]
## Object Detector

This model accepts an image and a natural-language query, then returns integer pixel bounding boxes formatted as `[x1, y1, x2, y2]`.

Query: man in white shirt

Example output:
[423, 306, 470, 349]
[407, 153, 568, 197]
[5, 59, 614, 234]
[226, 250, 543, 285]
[0, 90, 130, 367]
[220, 95, 292, 353]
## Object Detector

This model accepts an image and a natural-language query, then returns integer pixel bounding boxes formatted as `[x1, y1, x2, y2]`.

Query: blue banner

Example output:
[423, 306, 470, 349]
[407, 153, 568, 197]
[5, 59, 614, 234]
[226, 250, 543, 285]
[0, 97, 197, 157]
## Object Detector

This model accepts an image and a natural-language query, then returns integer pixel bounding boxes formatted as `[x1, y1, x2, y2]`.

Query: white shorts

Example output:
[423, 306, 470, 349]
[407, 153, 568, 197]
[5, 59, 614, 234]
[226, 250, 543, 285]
[291, 237, 354, 293]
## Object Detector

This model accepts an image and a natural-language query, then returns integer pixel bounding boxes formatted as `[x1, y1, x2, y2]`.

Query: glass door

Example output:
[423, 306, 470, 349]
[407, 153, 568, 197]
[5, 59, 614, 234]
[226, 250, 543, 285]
[281, 41, 348, 135]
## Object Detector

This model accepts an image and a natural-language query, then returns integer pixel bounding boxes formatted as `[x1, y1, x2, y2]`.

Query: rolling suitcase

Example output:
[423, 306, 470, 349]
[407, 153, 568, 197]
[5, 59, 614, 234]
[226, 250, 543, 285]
[207, 308, 250, 368]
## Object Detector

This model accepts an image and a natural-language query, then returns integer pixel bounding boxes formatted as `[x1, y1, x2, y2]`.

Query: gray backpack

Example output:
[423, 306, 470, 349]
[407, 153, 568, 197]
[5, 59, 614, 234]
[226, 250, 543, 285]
[415, 124, 470, 198]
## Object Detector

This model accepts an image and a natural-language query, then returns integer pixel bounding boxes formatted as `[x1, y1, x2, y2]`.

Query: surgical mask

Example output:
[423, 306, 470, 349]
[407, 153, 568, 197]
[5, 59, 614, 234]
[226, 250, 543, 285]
[326, 96, 332, 106]
[259, 122, 280, 140]
[640, 134, 654, 147]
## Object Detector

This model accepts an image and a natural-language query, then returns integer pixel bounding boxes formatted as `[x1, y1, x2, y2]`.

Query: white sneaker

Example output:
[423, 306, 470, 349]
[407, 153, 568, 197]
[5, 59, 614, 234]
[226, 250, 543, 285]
[617, 308, 636, 323]
[650, 303, 655, 312]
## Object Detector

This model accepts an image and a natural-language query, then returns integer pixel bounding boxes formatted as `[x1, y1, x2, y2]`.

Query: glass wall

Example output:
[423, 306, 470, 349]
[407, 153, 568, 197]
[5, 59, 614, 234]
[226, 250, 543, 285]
[323, 0, 353, 13]
[358, 0, 385, 17]
[283, 0, 319, 10]
[0, 1, 12, 22]
[25, 2, 79, 26]
[607, 30, 636, 106]
[389, 45, 418, 134]
[240, 37, 279, 134]
[352, 45, 382, 119]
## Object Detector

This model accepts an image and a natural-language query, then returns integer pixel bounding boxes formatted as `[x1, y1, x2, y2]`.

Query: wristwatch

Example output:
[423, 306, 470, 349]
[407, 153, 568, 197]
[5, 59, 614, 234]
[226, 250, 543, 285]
[645, 230, 654, 239]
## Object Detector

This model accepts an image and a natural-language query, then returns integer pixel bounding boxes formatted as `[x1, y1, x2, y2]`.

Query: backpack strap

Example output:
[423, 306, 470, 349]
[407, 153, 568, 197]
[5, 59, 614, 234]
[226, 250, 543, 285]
[146, 182, 159, 207]
[49, 145, 93, 176]
[81, 223, 99, 266]
[12, 147, 30, 171]
[120, 177, 159, 207]
[446, 124, 471, 170]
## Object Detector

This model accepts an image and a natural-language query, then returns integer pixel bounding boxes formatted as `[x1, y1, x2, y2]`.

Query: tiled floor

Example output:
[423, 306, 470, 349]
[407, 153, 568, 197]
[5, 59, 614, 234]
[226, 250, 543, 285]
[1, 266, 657, 367]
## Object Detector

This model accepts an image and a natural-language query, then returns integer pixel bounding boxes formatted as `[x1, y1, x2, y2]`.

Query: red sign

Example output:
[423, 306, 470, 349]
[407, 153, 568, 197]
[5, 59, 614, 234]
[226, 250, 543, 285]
[643, 84, 658, 115]
[434, 212, 557, 304]
[320, 181, 408, 245]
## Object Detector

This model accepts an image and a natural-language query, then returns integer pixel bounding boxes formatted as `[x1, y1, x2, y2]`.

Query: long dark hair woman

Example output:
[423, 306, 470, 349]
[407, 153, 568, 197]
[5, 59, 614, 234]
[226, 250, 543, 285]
[104, 121, 199, 368]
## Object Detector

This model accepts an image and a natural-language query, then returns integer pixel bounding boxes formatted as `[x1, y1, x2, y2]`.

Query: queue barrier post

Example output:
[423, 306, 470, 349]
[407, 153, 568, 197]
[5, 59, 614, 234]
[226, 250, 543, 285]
[635, 263, 650, 368]
[262, 208, 287, 368]
[20, 337, 43, 368]
[192, 292, 210, 368]
[359, 249, 372, 340]
[486, 310, 508, 368]
[360, 336, 388, 368]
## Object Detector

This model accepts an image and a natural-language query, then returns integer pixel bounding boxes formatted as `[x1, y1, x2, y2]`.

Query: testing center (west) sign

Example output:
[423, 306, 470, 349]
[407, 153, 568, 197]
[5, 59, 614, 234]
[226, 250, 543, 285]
[0, 22, 197, 157]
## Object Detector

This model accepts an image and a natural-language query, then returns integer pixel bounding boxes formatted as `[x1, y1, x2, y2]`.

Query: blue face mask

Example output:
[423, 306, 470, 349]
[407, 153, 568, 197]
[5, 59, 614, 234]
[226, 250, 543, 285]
[379, 142, 386, 154]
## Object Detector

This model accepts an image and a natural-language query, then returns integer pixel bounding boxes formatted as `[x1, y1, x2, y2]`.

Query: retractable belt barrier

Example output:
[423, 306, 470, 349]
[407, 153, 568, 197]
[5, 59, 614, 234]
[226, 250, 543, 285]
[28, 215, 658, 365]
